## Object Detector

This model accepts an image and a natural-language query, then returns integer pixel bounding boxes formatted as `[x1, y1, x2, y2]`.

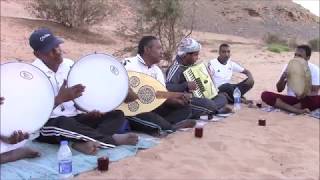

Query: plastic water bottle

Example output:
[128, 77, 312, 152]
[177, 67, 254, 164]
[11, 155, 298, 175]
[58, 140, 73, 179]
[233, 87, 241, 111]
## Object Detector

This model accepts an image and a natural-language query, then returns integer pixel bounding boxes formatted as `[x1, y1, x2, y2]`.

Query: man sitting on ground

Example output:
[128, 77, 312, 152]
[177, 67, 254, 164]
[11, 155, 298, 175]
[123, 36, 196, 135]
[261, 45, 320, 114]
[208, 43, 254, 103]
[30, 28, 138, 155]
[166, 38, 231, 118]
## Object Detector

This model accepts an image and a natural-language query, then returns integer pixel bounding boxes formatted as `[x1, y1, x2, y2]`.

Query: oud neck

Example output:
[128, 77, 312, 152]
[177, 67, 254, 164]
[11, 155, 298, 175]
[155, 91, 191, 99]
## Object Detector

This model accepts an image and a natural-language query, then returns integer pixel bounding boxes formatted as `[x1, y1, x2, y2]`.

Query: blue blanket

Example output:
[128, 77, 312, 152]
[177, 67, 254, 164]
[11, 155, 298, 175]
[0, 136, 158, 180]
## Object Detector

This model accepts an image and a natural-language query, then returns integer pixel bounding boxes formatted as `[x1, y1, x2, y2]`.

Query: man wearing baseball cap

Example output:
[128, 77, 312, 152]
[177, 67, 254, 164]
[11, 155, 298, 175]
[30, 28, 138, 155]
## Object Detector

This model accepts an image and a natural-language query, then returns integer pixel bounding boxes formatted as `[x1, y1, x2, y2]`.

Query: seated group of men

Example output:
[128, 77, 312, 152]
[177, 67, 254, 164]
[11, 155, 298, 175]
[0, 28, 319, 165]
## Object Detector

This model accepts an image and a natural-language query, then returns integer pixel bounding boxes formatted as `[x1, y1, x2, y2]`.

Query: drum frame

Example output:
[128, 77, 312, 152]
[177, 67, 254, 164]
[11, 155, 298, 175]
[0, 61, 55, 136]
[67, 53, 129, 113]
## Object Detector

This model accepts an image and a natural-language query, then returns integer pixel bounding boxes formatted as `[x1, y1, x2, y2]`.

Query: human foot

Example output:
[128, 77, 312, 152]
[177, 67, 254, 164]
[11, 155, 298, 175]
[217, 106, 233, 114]
[72, 141, 100, 155]
[297, 108, 310, 115]
[112, 133, 139, 146]
[241, 97, 253, 104]
[0, 147, 40, 164]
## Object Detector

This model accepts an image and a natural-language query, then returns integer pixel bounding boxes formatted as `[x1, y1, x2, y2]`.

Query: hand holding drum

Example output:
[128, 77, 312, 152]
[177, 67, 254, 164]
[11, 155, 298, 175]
[67, 53, 129, 113]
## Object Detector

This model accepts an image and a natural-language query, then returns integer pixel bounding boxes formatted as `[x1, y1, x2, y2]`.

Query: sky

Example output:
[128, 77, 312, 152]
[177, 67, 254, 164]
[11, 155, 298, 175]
[292, 0, 320, 16]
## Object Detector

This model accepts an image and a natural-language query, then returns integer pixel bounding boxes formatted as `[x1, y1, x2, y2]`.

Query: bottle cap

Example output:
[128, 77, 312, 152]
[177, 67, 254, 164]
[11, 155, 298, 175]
[60, 140, 68, 145]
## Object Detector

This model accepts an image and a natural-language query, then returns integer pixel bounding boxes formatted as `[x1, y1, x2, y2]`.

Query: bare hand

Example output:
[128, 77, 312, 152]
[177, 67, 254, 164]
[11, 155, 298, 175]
[0, 131, 29, 144]
[298, 108, 310, 114]
[280, 70, 288, 82]
[187, 81, 197, 92]
[85, 110, 105, 119]
[166, 94, 190, 106]
[124, 88, 138, 103]
[55, 80, 85, 105]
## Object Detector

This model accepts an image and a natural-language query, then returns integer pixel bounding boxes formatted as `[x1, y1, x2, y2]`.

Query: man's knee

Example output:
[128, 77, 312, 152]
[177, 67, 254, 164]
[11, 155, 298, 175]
[213, 94, 228, 108]
[261, 91, 276, 106]
[246, 79, 254, 89]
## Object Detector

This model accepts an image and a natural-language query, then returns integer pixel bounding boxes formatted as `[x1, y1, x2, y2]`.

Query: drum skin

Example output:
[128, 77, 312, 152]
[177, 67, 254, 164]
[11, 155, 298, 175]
[117, 71, 167, 116]
[0, 62, 54, 136]
[67, 53, 129, 113]
[287, 57, 312, 98]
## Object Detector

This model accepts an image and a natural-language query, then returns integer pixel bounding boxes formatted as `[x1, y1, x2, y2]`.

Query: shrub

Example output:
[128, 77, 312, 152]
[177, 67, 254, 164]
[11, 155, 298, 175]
[267, 43, 290, 53]
[29, 0, 110, 28]
[308, 38, 320, 51]
[263, 33, 287, 45]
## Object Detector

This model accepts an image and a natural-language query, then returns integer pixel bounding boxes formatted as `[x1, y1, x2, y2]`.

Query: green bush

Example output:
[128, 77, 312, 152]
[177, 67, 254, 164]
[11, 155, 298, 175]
[267, 43, 290, 53]
[308, 38, 320, 51]
[29, 0, 110, 28]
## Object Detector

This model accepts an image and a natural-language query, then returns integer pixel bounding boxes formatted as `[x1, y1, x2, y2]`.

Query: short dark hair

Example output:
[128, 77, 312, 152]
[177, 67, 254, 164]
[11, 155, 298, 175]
[219, 43, 230, 51]
[297, 45, 312, 57]
[138, 36, 158, 56]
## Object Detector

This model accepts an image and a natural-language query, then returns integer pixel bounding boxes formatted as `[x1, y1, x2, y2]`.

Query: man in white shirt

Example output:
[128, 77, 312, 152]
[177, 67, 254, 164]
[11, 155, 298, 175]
[208, 43, 254, 103]
[0, 97, 40, 164]
[29, 28, 138, 154]
[261, 45, 320, 114]
[123, 36, 196, 135]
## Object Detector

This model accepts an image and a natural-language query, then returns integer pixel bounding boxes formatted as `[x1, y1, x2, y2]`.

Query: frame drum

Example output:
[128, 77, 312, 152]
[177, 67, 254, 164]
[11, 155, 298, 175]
[67, 53, 129, 113]
[287, 57, 312, 98]
[0, 62, 54, 137]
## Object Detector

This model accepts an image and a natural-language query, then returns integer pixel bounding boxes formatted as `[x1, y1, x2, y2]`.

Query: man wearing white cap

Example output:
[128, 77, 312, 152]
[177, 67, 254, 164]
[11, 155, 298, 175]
[166, 38, 230, 118]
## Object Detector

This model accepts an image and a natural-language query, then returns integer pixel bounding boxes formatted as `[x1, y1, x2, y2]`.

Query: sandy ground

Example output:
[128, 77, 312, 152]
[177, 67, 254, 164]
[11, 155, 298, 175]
[1, 0, 319, 179]
[78, 108, 319, 179]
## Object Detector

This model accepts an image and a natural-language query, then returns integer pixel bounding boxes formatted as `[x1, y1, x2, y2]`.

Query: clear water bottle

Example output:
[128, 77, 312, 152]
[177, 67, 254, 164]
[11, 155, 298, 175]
[233, 87, 241, 111]
[58, 140, 73, 179]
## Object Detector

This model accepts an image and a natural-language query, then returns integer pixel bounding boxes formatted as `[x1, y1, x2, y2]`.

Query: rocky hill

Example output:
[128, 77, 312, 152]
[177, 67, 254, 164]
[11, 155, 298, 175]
[124, 0, 319, 42]
[182, 0, 319, 41]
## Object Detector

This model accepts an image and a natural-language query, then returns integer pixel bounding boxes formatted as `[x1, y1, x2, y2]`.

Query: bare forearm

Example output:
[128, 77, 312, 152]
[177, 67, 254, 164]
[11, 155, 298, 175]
[276, 79, 286, 92]
[54, 96, 63, 108]
[242, 69, 253, 80]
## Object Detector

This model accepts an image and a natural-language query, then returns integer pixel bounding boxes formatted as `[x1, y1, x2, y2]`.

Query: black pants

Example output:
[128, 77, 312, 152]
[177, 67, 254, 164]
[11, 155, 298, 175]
[37, 110, 126, 147]
[190, 94, 228, 118]
[127, 103, 192, 134]
[218, 78, 254, 103]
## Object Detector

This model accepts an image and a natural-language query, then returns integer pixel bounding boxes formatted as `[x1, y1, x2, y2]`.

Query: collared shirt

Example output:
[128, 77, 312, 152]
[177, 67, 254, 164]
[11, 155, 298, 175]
[208, 58, 244, 88]
[123, 54, 165, 85]
[32, 58, 79, 118]
[280, 62, 320, 96]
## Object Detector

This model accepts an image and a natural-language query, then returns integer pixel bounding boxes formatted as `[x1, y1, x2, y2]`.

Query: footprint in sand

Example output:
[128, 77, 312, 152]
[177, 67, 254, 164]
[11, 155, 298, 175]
[208, 141, 227, 151]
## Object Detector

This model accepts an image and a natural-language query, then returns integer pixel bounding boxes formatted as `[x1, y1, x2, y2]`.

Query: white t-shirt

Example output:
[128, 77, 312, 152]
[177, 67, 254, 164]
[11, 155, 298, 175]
[124, 54, 166, 86]
[208, 58, 245, 87]
[281, 62, 320, 96]
[32, 58, 79, 118]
